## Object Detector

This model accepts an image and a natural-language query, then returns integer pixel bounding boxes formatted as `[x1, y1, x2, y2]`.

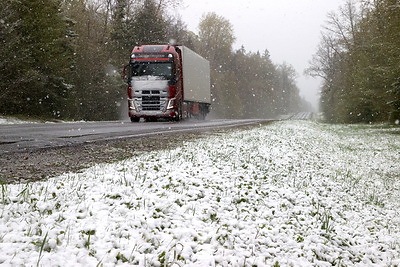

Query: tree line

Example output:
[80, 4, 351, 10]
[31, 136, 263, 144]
[307, 0, 400, 124]
[0, 0, 310, 121]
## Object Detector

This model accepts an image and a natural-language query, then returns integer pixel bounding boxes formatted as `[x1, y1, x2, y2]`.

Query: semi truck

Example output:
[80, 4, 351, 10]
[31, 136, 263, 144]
[124, 45, 211, 122]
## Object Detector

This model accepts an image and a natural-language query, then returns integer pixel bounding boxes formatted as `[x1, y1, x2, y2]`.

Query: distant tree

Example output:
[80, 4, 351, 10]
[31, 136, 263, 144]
[110, 0, 132, 66]
[197, 12, 236, 67]
[0, 0, 23, 114]
[276, 63, 300, 114]
[0, 0, 74, 119]
[165, 15, 195, 47]
[305, 33, 347, 122]
[229, 49, 277, 118]
[360, 0, 400, 123]
[306, 0, 360, 122]
[131, 0, 168, 45]
[308, 0, 400, 123]
[195, 12, 308, 119]
[63, 0, 124, 121]
[196, 13, 237, 117]
[391, 78, 400, 123]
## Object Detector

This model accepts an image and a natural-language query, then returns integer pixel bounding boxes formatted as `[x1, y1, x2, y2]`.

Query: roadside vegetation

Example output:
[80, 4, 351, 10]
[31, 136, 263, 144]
[1, 120, 399, 265]
[306, 0, 400, 124]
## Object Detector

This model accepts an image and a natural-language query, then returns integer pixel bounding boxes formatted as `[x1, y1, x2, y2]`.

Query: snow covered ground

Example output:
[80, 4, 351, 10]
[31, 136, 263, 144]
[0, 116, 34, 124]
[0, 116, 84, 124]
[1, 120, 399, 266]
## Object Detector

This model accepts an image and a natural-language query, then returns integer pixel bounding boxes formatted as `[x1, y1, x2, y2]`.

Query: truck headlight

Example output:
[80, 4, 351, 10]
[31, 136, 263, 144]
[129, 100, 140, 111]
[167, 98, 175, 110]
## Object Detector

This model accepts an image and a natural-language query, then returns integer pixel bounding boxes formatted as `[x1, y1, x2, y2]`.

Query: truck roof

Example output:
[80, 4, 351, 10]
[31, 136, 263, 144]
[132, 45, 177, 54]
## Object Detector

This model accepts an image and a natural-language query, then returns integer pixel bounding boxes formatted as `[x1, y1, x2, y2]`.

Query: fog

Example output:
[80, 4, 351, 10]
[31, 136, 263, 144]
[176, 0, 346, 110]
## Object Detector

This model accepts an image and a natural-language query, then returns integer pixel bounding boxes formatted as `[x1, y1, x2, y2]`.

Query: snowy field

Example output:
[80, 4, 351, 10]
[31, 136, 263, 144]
[1, 120, 399, 266]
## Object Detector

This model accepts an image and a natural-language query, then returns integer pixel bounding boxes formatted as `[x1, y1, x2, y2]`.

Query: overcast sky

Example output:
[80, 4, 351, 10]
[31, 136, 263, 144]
[175, 0, 346, 109]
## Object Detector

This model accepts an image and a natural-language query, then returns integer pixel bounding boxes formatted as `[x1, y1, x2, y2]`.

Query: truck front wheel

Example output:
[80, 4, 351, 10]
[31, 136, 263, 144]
[199, 104, 209, 120]
[173, 101, 183, 122]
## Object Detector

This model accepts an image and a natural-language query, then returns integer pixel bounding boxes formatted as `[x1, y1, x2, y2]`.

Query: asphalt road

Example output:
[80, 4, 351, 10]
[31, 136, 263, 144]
[0, 119, 272, 154]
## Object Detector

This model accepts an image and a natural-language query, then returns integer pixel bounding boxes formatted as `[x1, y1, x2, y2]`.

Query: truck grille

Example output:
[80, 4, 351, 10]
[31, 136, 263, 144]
[135, 90, 167, 111]
[142, 95, 161, 110]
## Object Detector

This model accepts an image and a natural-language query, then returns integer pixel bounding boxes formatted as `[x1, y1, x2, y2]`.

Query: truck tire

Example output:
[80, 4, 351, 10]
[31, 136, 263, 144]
[199, 104, 208, 120]
[173, 101, 183, 122]
[130, 117, 140, 122]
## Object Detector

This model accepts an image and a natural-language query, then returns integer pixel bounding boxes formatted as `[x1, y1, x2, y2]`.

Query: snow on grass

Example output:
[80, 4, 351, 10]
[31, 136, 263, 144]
[0, 116, 35, 124]
[0, 116, 84, 124]
[1, 120, 399, 266]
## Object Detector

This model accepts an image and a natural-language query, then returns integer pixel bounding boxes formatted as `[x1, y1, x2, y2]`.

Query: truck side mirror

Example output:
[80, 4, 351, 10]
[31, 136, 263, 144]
[169, 77, 177, 85]
[170, 70, 180, 85]
[122, 64, 132, 83]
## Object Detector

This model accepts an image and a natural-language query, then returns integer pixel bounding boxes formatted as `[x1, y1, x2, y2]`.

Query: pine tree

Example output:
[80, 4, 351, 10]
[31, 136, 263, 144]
[0, 0, 24, 115]
[0, 0, 73, 118]
[131, 0, 169, 45]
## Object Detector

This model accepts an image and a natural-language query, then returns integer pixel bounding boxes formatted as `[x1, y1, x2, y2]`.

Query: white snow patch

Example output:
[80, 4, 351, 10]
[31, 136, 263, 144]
[1, 121, 399, 266]
[0, 116, 37, 124]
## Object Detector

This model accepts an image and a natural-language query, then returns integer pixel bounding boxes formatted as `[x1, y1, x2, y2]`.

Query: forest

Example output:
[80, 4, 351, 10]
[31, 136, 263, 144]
[307, 0, 400, 124]
[1, 0, 398, 123]
[0, 0, 310, 121]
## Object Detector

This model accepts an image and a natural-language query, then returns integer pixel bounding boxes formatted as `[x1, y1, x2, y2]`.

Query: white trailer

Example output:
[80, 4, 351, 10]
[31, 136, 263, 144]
[179, 46, 211, 105]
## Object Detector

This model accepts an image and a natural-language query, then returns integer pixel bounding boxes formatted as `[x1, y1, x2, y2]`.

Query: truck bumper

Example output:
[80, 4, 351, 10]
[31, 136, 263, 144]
[128, 99, 178, 119]
[128, 110, 177, 119]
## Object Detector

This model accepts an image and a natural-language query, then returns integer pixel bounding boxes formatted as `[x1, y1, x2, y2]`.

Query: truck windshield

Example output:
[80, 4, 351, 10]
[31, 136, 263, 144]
[131, 62, 173, 79]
